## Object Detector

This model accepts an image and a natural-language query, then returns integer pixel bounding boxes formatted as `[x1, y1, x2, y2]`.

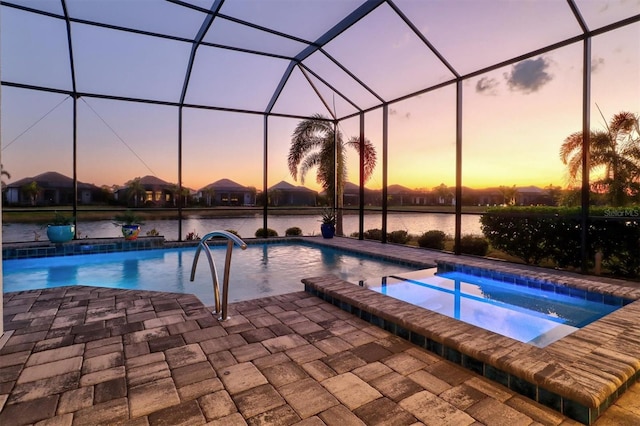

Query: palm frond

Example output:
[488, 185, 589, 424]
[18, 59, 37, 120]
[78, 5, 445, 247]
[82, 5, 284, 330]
[288, 114, 334, 180]
[560, 132, 583, 165]
[566, 154, 582, 185]
[288, 114, 377, 207]
[345, 136, 377, 182]
[590, 130, 614, 152]
[299, 152, 322, 185]
[609, 111, 637, 134]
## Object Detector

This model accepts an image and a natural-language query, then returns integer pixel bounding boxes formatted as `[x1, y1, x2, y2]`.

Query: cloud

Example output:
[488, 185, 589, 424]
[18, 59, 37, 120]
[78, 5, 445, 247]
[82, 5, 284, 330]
[392, 32, 413, 49]
[389, 108, 411, 120]
[591, 57, 605, 73]
[504, 57, 553, 93]
[476, 77, 499, 95]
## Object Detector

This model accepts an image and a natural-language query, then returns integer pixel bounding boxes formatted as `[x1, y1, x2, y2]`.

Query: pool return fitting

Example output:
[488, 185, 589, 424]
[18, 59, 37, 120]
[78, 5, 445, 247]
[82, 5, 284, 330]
[190, 230, 247, 321]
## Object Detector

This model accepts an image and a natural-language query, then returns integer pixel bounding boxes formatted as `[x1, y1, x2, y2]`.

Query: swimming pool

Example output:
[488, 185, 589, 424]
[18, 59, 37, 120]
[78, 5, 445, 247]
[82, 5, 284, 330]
[2, 243, 418, 306]
[367, 268, 630, 347]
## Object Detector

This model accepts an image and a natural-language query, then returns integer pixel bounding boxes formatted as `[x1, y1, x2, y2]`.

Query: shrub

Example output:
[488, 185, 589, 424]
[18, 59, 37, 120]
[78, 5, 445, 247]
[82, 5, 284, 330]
[388, 230, 410, 244]
[209, 229, 242, 239]
[255, 228, 278, 237]
[49, 211, 74, 226]
[319, 207, 336, 225]
[349, 229, 410, 244]
[456, 235, 489, 256]
[185, 230, 200, 240]
[363, 228, 383, 241]
[114, 210, 143, 225]
[285, 226, 302, 236]
[480, 206, 640, 277]
[146, 228, 160, 237]
[417, 230, 446, 249]
[591, 218, 640, 277]
[225, 229, 241, 237]
[480, 208, 557, 264]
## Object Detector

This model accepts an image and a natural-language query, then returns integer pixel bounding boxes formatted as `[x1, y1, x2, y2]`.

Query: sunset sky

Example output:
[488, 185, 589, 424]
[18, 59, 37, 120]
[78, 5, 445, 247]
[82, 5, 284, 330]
[1, 0, 638, 192]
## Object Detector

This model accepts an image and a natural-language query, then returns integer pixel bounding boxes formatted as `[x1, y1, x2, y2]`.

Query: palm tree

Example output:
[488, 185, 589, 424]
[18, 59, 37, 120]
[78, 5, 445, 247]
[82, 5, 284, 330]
[498, 185, 518, 206]
[544, 184, 562, 206]
[560, 111, 640, 206]
[201, 187, 216, 207]
[1, 164, 10, 192]
[22, 181, 40, 206]
[268, 188, 282, 207]
[433, 183, 452, 205]
[167, 184, 181, 207]
[247, 186, 257, 206]
[179, 187, 191, 207]
[288, 114, 377, 234]
[126, 177, 146, 207]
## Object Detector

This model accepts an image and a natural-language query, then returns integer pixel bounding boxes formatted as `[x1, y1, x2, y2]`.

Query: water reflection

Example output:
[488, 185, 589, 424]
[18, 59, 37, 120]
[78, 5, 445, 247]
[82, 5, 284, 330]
[173, 250, 186, 293]
[3, 214, 482, 243]
[48, 265, 78, 285]
[320, 248, 340, 267]
[5, 244, 417, 307]
[122, 259, 140, 285]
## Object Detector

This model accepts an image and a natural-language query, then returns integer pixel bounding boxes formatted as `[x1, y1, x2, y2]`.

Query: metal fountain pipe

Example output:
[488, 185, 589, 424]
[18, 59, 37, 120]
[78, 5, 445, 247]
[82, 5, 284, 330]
[190, 230, 247, 320]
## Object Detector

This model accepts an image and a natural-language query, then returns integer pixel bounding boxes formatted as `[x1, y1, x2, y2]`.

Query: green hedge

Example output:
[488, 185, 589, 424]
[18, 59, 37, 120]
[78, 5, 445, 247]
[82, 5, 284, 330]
[417, 230, 446, 250]
[285, 227, 302, 236]
[255, 228, 278, 237]
[363, 228, 383, 241]
[455, 235, 489, 256]
[350, 229, 411, 244]
[388, 230, 410, 244]
[480, 206, 640, 277]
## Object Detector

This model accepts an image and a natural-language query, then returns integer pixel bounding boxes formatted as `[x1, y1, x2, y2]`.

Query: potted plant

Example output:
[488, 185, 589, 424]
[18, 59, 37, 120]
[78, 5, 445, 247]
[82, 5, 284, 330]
[114, 210, 143, 241]
[319, 207, 336, 239]
[46, 211, 75, 243]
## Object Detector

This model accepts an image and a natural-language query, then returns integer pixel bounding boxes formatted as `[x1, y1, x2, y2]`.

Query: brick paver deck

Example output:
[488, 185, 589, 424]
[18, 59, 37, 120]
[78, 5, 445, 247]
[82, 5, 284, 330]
[1, 236, 639, 425]
[1, 283, 638, 425]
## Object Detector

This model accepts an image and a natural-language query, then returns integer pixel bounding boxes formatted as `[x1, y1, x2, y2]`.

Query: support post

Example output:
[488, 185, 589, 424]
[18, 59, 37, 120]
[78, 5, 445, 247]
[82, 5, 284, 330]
[580, 37, 592, 273]
[454, 80, 463, 255]
[382, 105, 388, 243]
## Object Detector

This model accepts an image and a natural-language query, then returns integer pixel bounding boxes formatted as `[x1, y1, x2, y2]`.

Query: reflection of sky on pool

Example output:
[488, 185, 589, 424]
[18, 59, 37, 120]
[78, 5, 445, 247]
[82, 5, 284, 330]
[2, 243, 417, 306]
[369, 270, 619, 347]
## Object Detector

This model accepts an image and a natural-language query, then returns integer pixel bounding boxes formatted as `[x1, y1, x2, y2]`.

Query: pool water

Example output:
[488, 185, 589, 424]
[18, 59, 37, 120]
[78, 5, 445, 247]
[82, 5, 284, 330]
[2, 243, 418, 306]
[367, 269, 625, 347]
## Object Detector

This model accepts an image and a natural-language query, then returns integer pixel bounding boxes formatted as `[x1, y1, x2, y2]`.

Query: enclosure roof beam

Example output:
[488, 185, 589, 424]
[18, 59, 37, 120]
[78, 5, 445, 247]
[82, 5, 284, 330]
[386, 0, 460, 79]
[179, 0, 223, 105]
[60, 0, 77, 95]
[265, 0, 385, 114]
[566, 0, 590, 34]
[1, 1, 298, 62]
[338, 13, 640, 122]
[0, 80, 318, 121]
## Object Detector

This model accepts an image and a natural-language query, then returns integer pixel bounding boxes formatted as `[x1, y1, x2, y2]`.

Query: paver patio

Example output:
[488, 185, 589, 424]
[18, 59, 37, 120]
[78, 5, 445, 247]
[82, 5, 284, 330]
[1, 282, 639, 425]
[1, 237, 640, 425]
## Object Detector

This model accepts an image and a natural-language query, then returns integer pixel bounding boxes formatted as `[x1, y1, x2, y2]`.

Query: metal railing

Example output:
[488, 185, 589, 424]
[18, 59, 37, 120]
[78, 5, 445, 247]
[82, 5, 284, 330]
[190, 230, 247, 320]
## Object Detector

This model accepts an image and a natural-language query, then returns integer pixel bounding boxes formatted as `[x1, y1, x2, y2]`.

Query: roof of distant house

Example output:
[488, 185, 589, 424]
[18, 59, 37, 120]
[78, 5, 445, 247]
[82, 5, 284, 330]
[199, 178, 251, 192]
[7, 171, 99, 190]
[269, 181, 317, 193]
[133, 175, 174, 187]
[387, 184, 414, 193]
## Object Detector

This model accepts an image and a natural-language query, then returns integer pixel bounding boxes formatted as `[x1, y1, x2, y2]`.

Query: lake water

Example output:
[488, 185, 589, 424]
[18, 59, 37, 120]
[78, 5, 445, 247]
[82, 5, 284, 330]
[2, 213, 483, 243]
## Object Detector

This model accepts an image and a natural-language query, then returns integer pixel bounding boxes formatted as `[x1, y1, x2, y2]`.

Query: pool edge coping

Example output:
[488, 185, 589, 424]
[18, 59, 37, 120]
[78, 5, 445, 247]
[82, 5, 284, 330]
[301, 274, 640, 425]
